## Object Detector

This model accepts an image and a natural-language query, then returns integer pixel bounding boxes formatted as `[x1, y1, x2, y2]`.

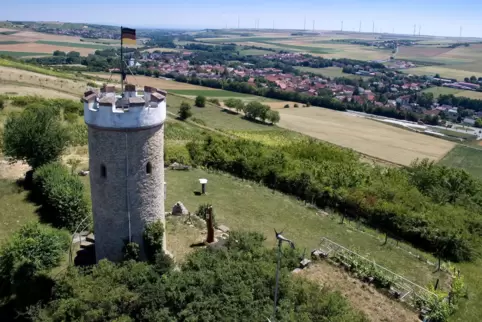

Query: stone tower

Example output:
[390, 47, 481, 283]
[83, 84, 166, 262]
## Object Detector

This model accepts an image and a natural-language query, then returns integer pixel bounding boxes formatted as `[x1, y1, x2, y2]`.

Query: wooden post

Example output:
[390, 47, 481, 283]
[206, 206, 214, 243]
[434, 278, 439, 290]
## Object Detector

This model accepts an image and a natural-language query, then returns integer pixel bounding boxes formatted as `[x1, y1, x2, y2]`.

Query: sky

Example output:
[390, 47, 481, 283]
[2, 0, 482, 38]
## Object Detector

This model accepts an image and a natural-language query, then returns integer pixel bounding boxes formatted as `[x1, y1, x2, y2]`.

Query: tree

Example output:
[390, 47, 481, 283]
[475, 118, 482, 128]
[178, 102, 192, 120]
[3, 104, 69, 169]
[53, 50, 66, 56]
[0, 223, 70, 307]
[195, 95, 206, 107]
[284, 104, 290, 108]
[267, 110, 280, 124]
[470, 75, 477, 83]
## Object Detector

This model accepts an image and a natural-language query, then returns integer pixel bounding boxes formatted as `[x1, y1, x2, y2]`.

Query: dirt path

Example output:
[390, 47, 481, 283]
[0, 160, 30, 180]
[299, 261, 419, 322]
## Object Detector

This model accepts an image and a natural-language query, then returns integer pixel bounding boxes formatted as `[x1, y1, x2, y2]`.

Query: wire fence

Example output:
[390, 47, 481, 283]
[318, 237, 437, 306]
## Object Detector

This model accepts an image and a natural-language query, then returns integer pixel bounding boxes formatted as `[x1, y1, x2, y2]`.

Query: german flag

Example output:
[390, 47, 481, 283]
[121, 27, 136, 46]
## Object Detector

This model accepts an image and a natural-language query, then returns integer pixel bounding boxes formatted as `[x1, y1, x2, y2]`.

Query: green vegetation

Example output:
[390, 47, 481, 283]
[35, 40, 113, 49]
[0, 57, 86, 80]
[296, 66, 369, 80]
[422, 86, 461, 98]
[3, 104, 69, 169]
[32, 162, 91, 232]
[0, 51, 50, 57]
[0, 222, 70, 311]
[239, 48, 274, 56]
[168, 89, 265, 98]
[32, 232, 366, 321]
[436, 128, 478, 140]
[178, 101, 193, 120]
[143, 220, 165, 262]
[439, 145, 482, 179]
[187, 136, 482, 262]
[195, 95, 206, 107]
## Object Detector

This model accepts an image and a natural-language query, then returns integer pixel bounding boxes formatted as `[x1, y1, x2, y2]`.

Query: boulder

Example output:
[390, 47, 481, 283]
[217, 224, 230, 233]
[172, 202, 189, 216]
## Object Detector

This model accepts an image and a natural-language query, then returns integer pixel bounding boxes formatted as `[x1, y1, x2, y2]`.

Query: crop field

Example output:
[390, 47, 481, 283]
[35, 40, 113, 49]
[0, 51, 51, 57]
[296, 66, 370, 79]
[439, 145, 482, 179]
[397, 45, 453, 59]
[0, 84, 79, 99]
[0, 65, 88, 96]
[239, 48, 273, 56]
[421, 86, 462, 97]
[275, 107, 455, 165]
[0, 30, 116, 56]
[455, 90, 482, 100]
[404, 66, 482, 81]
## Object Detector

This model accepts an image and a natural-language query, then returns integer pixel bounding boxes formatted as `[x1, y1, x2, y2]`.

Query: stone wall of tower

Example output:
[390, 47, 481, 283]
[87, 124, 165, 262]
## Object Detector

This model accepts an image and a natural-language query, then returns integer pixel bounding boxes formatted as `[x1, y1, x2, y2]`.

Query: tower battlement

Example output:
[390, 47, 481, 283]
[83, 85, 167, 130]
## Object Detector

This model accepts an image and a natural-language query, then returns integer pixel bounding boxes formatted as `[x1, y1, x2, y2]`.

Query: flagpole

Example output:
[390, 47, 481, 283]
[120, 26, 124, 96]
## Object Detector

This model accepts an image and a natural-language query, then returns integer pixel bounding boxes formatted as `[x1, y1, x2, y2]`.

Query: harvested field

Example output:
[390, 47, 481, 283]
[404, 66, 482, 81]
[276, 107, 455, 165]
[0, 66, 87, 95]
[397, 46, 453, 58]
[0, 42, 96, 56]
[455, 90, 482, 100]
[299, 262, 419, 322]
[0, 84, 78, 99]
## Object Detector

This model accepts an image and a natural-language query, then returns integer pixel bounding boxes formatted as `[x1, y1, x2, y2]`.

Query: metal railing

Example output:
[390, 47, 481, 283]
[68, 215, 92, 265]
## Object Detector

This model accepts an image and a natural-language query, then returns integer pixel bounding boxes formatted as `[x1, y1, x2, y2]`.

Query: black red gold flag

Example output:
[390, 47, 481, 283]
[121, 27, 136, 46]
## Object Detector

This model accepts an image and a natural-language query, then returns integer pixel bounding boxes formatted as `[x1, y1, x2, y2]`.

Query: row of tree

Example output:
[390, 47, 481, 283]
[224, 99, 280, 124]
[187, 135, 482, 262]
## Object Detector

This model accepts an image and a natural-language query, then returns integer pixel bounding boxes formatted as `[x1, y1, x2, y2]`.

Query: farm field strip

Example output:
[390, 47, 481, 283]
[404, 66, 482, 81]
[276, 107, 455, 166]
[35, 40, 114, 49]
[0, 42, 98, 56]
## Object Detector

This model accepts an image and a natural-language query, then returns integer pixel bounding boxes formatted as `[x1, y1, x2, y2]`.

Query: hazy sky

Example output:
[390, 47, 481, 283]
[2, 0, 482, 37]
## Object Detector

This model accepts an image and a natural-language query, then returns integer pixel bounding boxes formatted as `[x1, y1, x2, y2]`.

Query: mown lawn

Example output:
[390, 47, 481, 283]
[439, 144, 482, 179]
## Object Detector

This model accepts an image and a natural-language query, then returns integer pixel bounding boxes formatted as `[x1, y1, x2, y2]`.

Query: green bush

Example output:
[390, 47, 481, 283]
[191, 117, 206, 126]
[33, 163, 91, 232]
[187, 135, 482, 261]
[178, 101, 192, 120]
[208, 98, 220, 106]
[123, 242, 140, 261]
[195, 95, 206, 107]
[87, 81, 98, 88]
[0, 223, 70, 302]
[64, 112, 78, 124]
[34, 231, 366, 322]
[164, 143, 192, 165]
[10, 95, 39, 107]
[3, 104, 69, 169]
[143, 220, 164, 262]
[195, 203, 215, 225]
[68, 123, 88, 146]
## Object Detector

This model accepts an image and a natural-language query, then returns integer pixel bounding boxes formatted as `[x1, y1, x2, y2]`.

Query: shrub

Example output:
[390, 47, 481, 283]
[195, 203, 215, 225]
[33, 162, 91, 232]
[68, 123, 88, 146]
[143, 220, 165, 262]
[208, 98, 220, 106]
[164, 143, 192, 165]
[284, 103, 289, 108]
[123, 242, 140, 261]
[10, 95, 39, 107]
[294, 103, 299, 108]
[3, 104, 69, 169]
[191, 117, 206, 126]
[195, 95, 206, 107]
[86, 81, 98, 88]
[0, 223, 70, 301]
[64, 112, 78, 124]
[178, 102, 192, 120]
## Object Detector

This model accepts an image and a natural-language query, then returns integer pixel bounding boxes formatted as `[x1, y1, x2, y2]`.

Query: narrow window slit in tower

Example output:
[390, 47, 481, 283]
[101, 164, 107, 178]
[146, 162, 152, 174]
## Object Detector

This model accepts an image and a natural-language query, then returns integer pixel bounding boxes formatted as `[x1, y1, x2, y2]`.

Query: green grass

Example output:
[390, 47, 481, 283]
[168, 89, 271, 100]
[35, 40, 113, 49]
[0, 51, 51, 57]
[239, 48, 274, 56]
[163, 168, 448, 288]
[167, 93, 276, 131]
[0, 179, 39, 243]
[296, 66, 370, 79]
[435, 129, 478, 140]
[422, 86, 462, 98]
[439, 145, 482, 179]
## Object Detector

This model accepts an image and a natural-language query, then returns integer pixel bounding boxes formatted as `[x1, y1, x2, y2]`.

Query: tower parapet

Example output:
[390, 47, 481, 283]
[83, 85, 167, 130]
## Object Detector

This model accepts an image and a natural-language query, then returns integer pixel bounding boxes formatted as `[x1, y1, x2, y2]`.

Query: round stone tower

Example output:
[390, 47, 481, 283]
[83, 84, 166, 262]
